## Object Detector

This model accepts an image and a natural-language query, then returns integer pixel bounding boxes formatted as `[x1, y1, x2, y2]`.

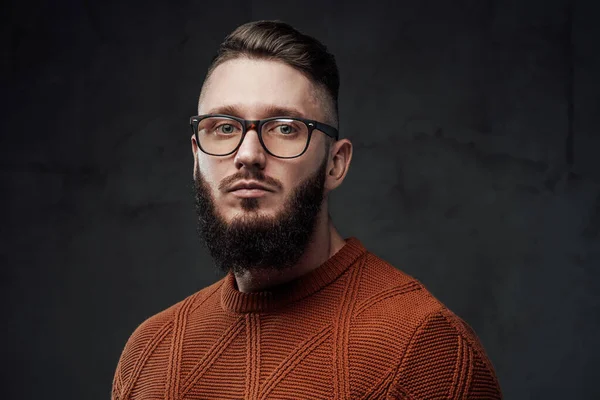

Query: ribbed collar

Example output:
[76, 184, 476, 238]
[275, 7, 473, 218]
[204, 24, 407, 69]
[220, 237, 366, 314]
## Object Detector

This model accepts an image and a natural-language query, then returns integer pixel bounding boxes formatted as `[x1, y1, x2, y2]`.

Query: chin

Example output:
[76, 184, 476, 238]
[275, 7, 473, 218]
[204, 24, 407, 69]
[226, 207, 278, 222]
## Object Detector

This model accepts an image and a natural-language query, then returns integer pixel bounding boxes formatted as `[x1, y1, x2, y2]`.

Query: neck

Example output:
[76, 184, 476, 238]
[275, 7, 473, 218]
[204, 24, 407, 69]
[233, 210, 346, 293]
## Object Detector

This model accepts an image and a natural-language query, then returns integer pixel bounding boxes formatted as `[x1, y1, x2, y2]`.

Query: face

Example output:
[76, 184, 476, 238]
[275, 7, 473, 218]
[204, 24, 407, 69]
[192, 58, 335, 274]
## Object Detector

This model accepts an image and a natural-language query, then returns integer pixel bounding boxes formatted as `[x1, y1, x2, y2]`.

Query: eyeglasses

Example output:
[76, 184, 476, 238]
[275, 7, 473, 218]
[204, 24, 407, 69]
[189, 114, 339, 159]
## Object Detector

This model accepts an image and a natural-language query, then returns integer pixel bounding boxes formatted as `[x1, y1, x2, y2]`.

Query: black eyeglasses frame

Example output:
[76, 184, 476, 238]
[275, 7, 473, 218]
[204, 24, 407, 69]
[189, 114, 339, 159]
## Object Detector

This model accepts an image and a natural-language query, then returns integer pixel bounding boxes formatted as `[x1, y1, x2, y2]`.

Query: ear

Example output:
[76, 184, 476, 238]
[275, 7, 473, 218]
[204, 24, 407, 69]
[324, 138, 353, 192]
[191, 134, 199, 179]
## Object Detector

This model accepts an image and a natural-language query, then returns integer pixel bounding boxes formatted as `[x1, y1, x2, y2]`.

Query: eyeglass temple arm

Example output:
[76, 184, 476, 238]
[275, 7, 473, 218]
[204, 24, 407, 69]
[312, 121, 339, 140]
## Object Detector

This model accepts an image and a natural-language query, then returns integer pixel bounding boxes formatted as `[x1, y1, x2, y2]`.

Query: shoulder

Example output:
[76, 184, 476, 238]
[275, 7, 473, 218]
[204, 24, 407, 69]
[354, 251, 443, 325]
[388, 307, 502, 399]
[353, 252, 502, 398]
[356, 253, 502, 399]
[127, 278, 224, 344]
[112, 278, 225, 397]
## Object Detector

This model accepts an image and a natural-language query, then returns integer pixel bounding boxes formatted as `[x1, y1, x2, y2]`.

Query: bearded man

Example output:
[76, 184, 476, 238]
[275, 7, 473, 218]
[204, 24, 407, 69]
[112, 20, 502, 400]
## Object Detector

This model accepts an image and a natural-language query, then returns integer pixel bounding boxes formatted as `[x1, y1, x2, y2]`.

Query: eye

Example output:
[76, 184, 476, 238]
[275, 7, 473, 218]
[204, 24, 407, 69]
[263, 119, 304, 138]
[276, 124, 295, 135]
[216, 124, 236, 134]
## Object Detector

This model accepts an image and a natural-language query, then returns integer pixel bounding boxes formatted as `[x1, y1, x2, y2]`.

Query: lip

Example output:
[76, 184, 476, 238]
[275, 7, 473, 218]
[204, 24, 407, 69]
[230, 188, 270, 198]
[228, 180, 273, 193]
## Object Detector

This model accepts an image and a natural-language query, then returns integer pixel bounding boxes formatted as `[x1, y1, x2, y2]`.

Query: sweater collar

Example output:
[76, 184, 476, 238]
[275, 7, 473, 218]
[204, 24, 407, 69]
[220, 237, 366, 314]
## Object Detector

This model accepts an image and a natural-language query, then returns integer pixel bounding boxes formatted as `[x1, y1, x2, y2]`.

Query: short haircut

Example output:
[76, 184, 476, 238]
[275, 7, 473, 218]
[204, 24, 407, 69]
[200, 20, 340, 132]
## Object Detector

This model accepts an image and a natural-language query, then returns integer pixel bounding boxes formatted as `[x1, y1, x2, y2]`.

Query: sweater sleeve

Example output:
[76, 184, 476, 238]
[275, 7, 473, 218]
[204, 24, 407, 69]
[111, 313, 174, 400]
[111, 358, 122, 400]
[111, 326, 141, 400]
[386, 309, 502, 399]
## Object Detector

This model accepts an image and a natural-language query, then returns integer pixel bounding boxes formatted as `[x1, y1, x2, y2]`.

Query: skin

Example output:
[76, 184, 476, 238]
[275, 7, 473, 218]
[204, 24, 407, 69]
[191, 58, 353, 293]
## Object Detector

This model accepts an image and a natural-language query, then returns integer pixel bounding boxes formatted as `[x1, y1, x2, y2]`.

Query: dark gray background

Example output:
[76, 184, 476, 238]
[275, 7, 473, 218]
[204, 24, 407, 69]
[2, 0, 599, 398]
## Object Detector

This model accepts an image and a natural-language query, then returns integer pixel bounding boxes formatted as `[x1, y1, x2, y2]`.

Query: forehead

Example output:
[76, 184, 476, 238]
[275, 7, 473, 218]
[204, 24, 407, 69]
[199, 58, 322, 119]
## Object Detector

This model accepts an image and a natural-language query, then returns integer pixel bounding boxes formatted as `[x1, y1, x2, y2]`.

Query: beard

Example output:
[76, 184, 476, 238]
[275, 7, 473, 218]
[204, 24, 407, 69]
[193, 155, 328, 276]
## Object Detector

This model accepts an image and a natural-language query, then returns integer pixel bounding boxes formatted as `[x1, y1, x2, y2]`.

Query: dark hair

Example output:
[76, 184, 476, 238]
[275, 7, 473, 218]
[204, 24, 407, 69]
[203, 20, 340, 129]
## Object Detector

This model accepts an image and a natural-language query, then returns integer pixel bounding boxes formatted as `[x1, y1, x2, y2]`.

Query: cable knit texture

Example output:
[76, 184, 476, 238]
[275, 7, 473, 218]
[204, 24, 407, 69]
[112, 237, 502, 399]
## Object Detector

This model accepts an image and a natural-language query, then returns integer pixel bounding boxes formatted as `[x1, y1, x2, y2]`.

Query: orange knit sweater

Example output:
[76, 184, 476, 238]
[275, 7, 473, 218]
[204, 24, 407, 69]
[112, 237, 502, 399]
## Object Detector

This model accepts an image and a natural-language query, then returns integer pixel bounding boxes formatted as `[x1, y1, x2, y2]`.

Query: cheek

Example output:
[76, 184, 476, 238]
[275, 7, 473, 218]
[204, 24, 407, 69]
[197, 160, 224, 192]
[279, 167, 308, 196]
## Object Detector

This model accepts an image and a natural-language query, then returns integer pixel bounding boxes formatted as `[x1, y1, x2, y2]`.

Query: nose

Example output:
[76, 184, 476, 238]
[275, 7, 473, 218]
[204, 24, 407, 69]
[233, 128, 267, 170]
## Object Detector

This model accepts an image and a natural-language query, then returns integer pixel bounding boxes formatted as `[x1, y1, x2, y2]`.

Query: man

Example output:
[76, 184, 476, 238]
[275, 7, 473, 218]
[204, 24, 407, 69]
[112, 20, 502, 399]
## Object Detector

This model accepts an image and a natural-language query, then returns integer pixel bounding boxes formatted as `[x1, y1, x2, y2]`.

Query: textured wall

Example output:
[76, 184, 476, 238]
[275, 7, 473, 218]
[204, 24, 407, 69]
[2, 0, 599, 398]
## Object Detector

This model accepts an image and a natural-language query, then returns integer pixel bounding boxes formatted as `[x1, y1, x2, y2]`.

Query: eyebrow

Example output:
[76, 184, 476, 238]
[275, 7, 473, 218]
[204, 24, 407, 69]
[204, 104, 308, 120]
